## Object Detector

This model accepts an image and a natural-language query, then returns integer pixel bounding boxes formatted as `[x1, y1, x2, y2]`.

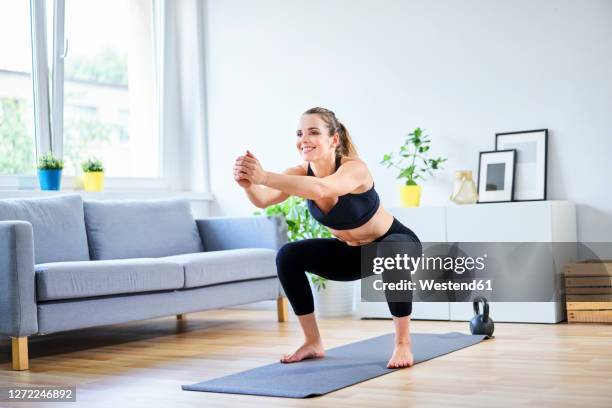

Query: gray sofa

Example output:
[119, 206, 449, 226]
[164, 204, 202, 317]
[0, 194, 288, 371]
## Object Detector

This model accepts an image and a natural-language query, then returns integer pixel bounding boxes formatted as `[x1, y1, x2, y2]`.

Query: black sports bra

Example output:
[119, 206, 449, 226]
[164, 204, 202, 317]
[306, 156, 380, 230]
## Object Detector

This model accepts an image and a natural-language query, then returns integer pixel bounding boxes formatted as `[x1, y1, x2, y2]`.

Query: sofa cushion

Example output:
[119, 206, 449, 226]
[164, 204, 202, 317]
[0, 194, 90, 264]
[162, 248, 277, 289]
[84, 198, 204, 260]
[35, 258, 184, 301]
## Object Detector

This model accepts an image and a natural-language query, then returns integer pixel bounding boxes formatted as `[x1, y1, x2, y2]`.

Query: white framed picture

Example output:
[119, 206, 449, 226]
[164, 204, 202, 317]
[495, 129, 548, 201]
[477, 149, 516, 203]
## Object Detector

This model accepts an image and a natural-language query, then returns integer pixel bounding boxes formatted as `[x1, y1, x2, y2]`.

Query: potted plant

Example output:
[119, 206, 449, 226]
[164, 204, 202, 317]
[81, 157, 105, 192]
[37, 152, 64, 191]
[381, 127, 446, 207]
[256, 196, 355, 317]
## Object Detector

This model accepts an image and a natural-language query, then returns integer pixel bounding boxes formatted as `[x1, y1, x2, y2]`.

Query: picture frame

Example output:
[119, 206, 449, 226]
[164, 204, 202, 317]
[477, 149, 516, 203]
[495, 129, 548, 201]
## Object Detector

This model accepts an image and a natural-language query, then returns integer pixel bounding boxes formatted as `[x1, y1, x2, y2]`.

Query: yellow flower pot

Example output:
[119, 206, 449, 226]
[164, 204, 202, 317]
[400, 185, 421, 207]
[83, 171, 105, 191]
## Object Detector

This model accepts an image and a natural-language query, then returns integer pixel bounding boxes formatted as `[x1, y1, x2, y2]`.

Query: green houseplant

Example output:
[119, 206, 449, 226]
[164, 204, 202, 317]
[380, 127, 446, 207]
[37, 152, 64, 191]
[81, 157, 105, 192]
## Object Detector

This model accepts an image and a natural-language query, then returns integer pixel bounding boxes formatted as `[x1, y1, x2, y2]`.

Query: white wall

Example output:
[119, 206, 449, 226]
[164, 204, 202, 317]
[203, 0, 612, 244]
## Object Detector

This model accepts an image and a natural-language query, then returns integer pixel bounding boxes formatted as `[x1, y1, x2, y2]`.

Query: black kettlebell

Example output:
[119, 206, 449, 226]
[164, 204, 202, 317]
[469, 297, 494, 338]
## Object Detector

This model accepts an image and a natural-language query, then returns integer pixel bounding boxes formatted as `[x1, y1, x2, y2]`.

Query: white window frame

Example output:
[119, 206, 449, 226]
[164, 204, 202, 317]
[31, 0, 52, 156]
[1, 0, 173, 191]
[50, 0, 64, 157]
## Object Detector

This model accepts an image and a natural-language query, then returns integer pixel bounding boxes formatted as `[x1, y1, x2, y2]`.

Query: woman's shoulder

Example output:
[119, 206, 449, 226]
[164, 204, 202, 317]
[283, 163, 309, 176]
[339, 156, 373, 190]
[338, 156, 368, 170]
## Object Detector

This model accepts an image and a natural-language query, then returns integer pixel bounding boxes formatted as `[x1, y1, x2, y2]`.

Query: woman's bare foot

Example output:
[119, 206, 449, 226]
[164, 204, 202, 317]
[280, 339, 325, 363]
[387, 343, 414, 368]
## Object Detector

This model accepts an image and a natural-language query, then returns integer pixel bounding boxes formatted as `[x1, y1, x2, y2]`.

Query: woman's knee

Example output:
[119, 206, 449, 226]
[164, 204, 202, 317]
[276, 242, 297, 268]
[380, 231, 420, 245]
[275, 241, 310, 274]
[377, 233, 422, 258]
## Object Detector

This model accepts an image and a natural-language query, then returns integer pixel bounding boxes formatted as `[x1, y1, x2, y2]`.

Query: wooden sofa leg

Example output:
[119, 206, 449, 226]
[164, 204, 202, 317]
[176, 314, 186, 320]
[11, 337, 29, 371]
[277, 296, 288, 322]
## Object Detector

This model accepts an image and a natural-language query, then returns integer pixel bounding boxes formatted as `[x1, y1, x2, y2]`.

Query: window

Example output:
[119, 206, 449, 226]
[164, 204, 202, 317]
[0, 0, 163, 183]
[62, 0, 160, 177]
[0, 0, 37, 175]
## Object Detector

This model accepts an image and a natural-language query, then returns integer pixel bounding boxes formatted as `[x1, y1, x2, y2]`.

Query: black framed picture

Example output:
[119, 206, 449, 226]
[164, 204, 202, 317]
[477, 149, 516, 203]
[495, 129, 548, 201]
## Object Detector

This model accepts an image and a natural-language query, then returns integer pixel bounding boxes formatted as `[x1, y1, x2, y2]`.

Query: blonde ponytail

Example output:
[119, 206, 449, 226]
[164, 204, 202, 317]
[336, 121, 358, 157]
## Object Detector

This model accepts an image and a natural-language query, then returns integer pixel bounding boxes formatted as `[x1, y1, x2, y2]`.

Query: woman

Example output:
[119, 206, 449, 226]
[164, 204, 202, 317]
[233, 107, 421, 369]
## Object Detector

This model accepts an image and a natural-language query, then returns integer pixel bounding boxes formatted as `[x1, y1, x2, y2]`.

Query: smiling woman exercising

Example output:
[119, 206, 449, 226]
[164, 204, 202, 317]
[233, 107, 421, 369]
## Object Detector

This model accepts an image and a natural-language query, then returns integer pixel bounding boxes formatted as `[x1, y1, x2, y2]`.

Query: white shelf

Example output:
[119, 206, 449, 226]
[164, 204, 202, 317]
[356, 201, 577, 323]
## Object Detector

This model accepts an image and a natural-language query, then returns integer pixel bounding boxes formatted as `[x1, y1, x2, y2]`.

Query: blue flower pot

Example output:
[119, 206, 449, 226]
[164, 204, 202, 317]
[38, 169, 63, 190]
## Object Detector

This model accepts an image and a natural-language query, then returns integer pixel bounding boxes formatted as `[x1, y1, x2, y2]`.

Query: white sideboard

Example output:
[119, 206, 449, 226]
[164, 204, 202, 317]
[355, 201, 577, 323]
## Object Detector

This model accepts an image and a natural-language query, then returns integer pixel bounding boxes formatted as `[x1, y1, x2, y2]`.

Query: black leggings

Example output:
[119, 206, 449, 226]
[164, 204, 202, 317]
[275, 217, 421, 318]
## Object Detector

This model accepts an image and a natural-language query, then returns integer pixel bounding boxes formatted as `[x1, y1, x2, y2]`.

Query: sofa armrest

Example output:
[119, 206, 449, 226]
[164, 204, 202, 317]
[196, 215, 288, 251]
[0, 221, 38, 337]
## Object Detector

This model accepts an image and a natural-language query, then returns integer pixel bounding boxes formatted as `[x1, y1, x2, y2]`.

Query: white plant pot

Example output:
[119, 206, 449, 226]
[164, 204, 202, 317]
[310, 278, 356, 318]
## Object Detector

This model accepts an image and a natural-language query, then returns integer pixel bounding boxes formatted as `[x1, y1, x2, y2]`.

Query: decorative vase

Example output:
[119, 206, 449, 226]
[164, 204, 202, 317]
[400, 185, 421, 207]
[311, 279, 355, 318]
[450, 170, 478, 204]
[37, 169, 62, 190]
[83, 171, 105, 191]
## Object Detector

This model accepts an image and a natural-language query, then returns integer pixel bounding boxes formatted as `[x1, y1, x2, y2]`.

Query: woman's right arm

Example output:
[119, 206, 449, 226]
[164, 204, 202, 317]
[241, 165, 306, 209]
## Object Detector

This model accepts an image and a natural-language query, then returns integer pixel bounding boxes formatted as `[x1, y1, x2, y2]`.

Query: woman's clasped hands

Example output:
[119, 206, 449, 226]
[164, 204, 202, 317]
[233, 150, 268, 187]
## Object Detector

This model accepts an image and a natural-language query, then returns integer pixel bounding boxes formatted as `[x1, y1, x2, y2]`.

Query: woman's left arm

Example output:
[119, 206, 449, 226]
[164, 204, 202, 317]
[238, 155, 369, 200]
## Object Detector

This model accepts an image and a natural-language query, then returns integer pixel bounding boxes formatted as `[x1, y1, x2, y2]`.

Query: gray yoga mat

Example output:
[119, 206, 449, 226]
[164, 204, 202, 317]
[182, 332, 488, 398]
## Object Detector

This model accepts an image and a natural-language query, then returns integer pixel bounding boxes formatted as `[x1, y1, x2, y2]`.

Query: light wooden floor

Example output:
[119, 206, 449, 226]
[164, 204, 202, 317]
[1, 308, 611, 408]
